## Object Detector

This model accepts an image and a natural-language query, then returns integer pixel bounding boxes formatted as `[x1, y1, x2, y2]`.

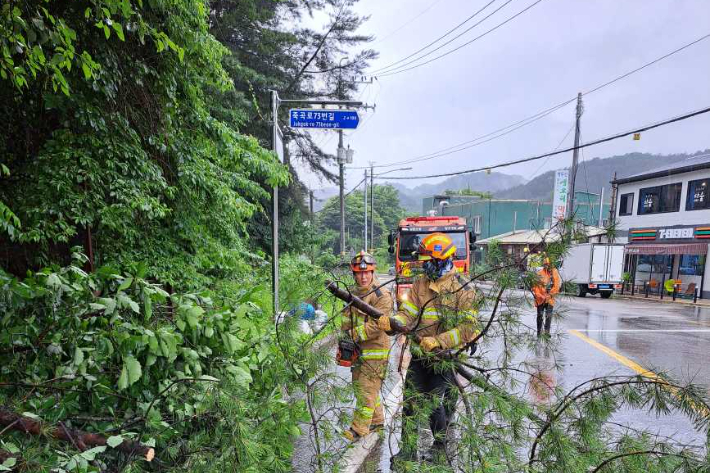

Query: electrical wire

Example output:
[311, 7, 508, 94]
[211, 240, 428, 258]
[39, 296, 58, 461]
[344, 176, 367, 197]
[528, 121, 576, 178]
[583, 32, 710, 96]
[350, 98, 574, 169]
[372, 105, 710, 180]
[378, 0, 545, 77]
[354, 32, 710, 170]
[373, 0, 445, 45]
[370, 0, 504, 74]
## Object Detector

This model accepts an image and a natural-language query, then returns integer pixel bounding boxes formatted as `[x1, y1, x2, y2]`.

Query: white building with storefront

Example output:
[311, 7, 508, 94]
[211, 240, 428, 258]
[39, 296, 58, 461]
[612, 154, 710, 299]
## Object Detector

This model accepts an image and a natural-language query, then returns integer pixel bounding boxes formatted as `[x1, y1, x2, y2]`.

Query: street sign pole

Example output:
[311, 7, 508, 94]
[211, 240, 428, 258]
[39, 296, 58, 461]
[270, 90, 280, 315]
[270, 97, 368, 281]
[339, 129, 345, 257]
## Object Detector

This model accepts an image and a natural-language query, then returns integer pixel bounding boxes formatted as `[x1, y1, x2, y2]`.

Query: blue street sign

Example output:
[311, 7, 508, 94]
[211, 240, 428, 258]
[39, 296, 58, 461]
[289, 109, 360, 129]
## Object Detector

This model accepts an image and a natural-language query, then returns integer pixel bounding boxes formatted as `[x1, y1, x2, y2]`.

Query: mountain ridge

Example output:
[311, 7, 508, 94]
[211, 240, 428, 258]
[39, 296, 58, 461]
[313, 150, 710, 212]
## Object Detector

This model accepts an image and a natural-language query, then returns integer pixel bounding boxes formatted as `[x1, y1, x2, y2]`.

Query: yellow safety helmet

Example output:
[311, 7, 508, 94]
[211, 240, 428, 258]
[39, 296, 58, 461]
[417, 233, 457, 261]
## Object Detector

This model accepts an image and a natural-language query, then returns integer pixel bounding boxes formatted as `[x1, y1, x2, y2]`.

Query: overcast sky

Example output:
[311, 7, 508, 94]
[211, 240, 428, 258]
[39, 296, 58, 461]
[298, 0, 710, 191]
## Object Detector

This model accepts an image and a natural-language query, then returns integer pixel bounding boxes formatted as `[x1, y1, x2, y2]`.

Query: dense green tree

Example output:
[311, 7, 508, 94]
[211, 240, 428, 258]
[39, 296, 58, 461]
[317, 184, 406, 254]
[0, 0, 288, 288]
[206, 0, 377, 254]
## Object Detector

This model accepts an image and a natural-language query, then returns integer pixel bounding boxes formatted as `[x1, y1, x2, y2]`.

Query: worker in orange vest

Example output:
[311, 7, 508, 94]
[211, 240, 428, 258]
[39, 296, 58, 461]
[532, 256, 561, 337]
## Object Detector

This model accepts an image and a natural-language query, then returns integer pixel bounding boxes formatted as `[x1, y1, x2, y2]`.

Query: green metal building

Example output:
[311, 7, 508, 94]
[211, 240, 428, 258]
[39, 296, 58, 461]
[422, 192, 609, 239]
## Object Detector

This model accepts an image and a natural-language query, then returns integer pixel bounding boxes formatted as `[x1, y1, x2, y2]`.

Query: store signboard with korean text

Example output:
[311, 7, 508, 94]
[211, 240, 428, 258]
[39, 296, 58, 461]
[289, 109, 359, 129]
[551, 170, 569, 221]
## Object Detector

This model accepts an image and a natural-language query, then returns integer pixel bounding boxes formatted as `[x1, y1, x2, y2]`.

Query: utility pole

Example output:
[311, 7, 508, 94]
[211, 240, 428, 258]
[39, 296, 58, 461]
[598, 187, 604, 227]
[609, 172, 618, 224]
[369, 162, 374, 252]
[337, 132, 350, 258]
[309, 190, 314, 224]
[364, 169, 368, 251]
[566, 92, 584, 219]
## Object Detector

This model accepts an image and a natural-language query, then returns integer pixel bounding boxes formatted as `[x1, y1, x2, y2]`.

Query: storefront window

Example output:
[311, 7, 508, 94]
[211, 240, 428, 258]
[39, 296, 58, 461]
[618, 193, 634, 216]
[638, 183, 682, 214]
[679, 255, 706, 275]
[686, 179, 710, 211]
[636, 255, 671, 275]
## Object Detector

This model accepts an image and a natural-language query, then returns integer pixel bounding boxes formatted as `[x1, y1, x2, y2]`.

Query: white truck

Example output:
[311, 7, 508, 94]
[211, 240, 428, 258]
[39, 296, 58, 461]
[560, 243, 625, 298]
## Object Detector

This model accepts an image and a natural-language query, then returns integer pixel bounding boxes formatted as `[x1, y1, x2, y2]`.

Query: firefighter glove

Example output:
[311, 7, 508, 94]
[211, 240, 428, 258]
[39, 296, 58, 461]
[377, 316, 391, 332]
[420, 337, 440, 352]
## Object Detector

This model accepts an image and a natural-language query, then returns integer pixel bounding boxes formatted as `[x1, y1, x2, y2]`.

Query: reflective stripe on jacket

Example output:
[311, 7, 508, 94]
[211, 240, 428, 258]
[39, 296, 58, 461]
[396, 272, 481, 351]
[341, 279, 394, 364]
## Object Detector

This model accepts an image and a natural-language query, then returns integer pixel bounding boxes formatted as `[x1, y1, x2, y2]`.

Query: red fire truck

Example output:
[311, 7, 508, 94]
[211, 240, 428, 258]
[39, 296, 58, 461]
[387, 216, 475, 297]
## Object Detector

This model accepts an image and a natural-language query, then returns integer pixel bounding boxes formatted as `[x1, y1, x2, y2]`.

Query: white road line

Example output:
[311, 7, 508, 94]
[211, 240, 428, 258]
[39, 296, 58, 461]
[571, 329, 710, 333]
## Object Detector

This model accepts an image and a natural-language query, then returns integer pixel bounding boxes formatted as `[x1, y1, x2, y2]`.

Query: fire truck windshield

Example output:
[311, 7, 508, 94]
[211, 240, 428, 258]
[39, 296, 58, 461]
[398, 232, 467, 261]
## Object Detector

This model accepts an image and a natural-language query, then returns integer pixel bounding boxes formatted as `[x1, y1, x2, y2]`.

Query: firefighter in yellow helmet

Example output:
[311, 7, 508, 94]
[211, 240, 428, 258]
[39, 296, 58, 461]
[378, 233, 481, 462]
[341, 251, 393, 441]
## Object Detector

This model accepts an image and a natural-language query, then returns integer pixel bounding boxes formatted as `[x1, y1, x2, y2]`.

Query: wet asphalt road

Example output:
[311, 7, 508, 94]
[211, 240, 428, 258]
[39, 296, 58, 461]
[294, 285, 710, 471]
[546, 293, 710, 447]
[559, 295, 710, 389]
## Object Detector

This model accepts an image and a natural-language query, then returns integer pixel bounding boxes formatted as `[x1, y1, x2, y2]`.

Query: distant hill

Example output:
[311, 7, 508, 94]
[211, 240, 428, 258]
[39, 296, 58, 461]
[496, 151, 710, 201]
[313, 151, 710, 213]
[313, 171, 525, 213]
[384, 172, 526, 213]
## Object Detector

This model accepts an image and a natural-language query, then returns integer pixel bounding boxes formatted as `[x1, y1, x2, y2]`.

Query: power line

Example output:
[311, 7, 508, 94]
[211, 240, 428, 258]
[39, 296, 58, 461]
[373, 0, 445, 45]
[370, 0, 503, 74]
[374, 105, 710, 180]
[584, 32, 710, 96]
[350, 98, 574, 169]
[313, 177, 367, 214]
[529, 121, 576, 178]
[379, 0, 545, 77]
[344, 176, 367, 197]
[356, 32, 710, 170]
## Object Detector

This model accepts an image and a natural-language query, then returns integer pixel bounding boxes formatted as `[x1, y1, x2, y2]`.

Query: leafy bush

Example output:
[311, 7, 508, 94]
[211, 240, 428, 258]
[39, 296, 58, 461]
[0, 253, 325, 472]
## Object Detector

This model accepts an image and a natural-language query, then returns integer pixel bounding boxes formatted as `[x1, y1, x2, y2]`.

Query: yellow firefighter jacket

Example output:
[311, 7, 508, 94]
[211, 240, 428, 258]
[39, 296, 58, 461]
[341, 280, 394, 363]
[395, 271, 480, 350]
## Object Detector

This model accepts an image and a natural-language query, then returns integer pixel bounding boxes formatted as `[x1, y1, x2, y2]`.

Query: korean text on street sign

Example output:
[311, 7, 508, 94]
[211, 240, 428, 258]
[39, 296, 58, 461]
[289, 109, 360, 129]
[552, 169, 569, 221]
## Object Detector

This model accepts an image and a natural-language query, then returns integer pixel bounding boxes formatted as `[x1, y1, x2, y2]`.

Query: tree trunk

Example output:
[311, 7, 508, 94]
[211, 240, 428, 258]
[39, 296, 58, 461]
[0, 407, 154, 462]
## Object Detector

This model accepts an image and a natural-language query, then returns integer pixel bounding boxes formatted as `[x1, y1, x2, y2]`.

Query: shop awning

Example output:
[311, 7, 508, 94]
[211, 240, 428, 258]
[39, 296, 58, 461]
[625, 243, 708, 255]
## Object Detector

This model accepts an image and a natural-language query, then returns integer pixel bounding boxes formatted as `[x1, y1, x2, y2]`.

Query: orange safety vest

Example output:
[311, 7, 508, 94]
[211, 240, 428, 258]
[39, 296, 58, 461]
[532, 267, 561, 307]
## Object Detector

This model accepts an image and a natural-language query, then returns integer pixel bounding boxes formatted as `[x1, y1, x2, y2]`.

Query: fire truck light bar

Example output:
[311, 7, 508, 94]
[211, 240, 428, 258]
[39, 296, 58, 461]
[400, 226, 466, 233]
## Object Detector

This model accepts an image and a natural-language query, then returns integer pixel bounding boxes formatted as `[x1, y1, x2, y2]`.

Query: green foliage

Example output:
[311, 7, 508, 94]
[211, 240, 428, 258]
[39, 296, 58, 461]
[0, 0, 288, 287]
[444, 188, 492, 199]
[317, 184, 406, 254]
[0, 254, 330, 471]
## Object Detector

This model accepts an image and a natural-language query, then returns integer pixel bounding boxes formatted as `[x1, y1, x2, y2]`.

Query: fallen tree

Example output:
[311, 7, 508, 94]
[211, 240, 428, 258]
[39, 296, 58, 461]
[0, 407, 154, 462]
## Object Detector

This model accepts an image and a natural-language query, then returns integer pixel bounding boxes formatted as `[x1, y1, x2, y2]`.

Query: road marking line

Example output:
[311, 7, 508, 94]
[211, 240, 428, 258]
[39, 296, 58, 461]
[568, 329, 710, 417]
[570, 329, 710, 333]
[568, 329, 658, 379]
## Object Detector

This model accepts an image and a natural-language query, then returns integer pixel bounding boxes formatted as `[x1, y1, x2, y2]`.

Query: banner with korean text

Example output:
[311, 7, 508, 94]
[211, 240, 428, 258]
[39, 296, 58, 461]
[552, 170, 569, 221]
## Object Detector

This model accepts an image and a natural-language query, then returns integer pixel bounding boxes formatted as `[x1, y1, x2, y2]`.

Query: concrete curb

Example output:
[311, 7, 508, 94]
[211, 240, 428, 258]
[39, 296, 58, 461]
[611, 293, 710, 307]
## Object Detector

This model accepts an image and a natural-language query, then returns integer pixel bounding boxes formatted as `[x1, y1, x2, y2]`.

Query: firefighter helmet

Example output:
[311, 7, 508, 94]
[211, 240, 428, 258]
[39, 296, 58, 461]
[417, 233, 457, 261]
[350, 251, 376, 272]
